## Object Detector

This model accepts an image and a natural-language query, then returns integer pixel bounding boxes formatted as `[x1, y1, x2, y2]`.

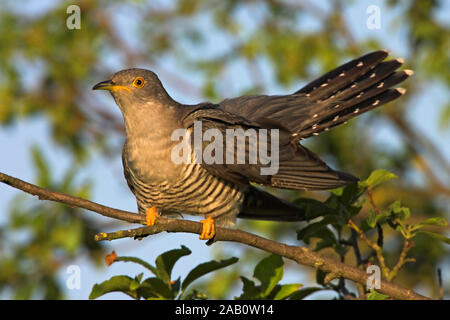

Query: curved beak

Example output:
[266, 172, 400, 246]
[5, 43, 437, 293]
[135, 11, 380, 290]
[92, 80, 131, 92]
[92, 79, 114, 91]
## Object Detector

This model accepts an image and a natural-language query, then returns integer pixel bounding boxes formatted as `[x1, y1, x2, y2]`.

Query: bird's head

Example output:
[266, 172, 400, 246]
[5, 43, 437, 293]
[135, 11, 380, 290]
[92, 68, 171, 110]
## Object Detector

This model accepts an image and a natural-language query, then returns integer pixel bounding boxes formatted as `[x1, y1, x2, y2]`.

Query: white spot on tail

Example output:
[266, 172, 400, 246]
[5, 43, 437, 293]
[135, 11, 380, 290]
[396, 88, 407, 95]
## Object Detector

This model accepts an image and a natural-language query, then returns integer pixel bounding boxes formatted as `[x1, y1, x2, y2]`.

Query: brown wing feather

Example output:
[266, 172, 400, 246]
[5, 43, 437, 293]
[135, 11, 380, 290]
[182, 106, 357, 190]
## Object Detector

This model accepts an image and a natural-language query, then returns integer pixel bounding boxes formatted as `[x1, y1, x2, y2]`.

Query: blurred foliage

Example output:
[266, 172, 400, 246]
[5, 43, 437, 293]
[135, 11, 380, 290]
[0, 0, 449, 299]
[90, 245, 238, 299]
[0, 146, 104, 299]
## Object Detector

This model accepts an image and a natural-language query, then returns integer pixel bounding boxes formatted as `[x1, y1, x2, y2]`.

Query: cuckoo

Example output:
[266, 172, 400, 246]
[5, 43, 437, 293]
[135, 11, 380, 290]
[93, 50, 412, 240]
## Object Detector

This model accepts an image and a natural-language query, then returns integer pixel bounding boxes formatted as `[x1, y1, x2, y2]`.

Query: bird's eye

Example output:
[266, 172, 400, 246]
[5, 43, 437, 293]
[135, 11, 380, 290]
[132, 77, 145, 88]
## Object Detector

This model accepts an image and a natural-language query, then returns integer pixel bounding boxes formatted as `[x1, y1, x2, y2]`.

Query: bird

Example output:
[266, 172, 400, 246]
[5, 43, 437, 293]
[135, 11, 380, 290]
[93, 50, 412, 240]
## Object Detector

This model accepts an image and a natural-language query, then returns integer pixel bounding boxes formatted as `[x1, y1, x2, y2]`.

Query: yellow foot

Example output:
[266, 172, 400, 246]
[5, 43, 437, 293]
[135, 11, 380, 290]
[200, 216, 215, 240]
[146, 207, 159, 226]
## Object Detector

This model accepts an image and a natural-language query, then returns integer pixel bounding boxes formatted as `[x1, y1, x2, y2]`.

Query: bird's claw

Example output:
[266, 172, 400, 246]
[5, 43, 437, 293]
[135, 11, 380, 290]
[146, 206, 159, 226]
[200, 216, 215, 240]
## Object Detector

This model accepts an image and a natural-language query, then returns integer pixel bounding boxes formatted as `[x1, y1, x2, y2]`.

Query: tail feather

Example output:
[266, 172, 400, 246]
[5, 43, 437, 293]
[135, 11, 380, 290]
[326, 59, 404, 103]
[220, 50, 411, 140]
[296, 50, 389, 98]
[238, 185, 307, 221]
[298, 67, 407, 131]
[299, 88, 406, 139]
[293, 52, 412, 140]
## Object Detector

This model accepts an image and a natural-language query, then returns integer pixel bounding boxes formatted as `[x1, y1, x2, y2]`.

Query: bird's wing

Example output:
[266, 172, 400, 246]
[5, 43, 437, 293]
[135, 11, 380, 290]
[122, 146, 135, 194]
[181, 104, 357, 190]
[219, 50, 411, 140]
[181, 105, 277, 186]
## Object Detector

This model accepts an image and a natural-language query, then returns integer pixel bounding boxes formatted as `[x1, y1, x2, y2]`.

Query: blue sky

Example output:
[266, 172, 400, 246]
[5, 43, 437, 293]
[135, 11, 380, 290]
[0, 0, 448, 299]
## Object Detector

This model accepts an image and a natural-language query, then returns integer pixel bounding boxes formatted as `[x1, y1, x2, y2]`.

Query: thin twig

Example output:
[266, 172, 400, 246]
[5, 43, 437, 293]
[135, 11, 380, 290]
[348, 219, 389, 279]
[367, 189, 384, 249]
[349, 219, 415, 283]
[0, 172, 145, 224]
[388, 240, 415, 281]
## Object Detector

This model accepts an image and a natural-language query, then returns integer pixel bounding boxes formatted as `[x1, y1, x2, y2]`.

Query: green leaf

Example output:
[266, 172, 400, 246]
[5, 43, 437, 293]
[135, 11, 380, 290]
[114, 256, 158, 275]
[129, 273, 144, 291]
[288, 287, 324, 300]
[328, 187, 344, 196]
[171, 277, 181, 297]
[340, 183, 362, 206]
[297, 215, 341, 244]
[367, 208, 390, 228]
[389, 201, 410, 221]
[181, 257, 238, 293]
[367, 201, 411, 230]
[293, 198, 337, 220]
[417, 231, 450, 244]
[129, 279, 140, 291]
[359, 169, 398, 189]
[253, 254, 284, 297]
[236, 276, 260, 300]
[273, 283, 303, 300]
[155, 245, 191, 284]
[183, 289, 208, 300]
[413, 217, 448, 230]
[367, 289, 389, 300]
[89, 275, 136, 299]
[138, 277, 174, 299]
[313, 238, 336, 251]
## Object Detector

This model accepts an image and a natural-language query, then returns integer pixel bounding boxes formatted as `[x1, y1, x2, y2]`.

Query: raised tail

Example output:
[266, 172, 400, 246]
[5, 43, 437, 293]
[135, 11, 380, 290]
[293, 50, 413, 140]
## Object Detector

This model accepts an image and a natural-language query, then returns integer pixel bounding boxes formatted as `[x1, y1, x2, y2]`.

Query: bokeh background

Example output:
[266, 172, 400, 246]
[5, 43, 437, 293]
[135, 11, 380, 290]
[0, 0, 449, 299]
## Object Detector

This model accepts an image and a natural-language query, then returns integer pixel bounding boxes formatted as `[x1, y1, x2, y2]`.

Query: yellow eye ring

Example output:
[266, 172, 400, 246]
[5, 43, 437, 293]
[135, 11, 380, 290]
[132, 77, 145, 88]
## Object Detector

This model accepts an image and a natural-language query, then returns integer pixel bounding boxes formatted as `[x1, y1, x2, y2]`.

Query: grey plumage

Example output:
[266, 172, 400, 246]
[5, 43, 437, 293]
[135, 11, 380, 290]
[93, 50, 411, 229]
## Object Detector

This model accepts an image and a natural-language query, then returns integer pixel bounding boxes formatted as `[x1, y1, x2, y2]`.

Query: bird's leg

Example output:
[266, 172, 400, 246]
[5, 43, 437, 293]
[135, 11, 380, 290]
[145, 206, 160, 226]
[199, 216, 215, 240]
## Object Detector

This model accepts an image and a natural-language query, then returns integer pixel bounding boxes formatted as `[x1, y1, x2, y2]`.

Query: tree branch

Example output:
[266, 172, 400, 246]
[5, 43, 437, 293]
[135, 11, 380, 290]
[0, 172, 144, 224]
[0, 171, 429, 300]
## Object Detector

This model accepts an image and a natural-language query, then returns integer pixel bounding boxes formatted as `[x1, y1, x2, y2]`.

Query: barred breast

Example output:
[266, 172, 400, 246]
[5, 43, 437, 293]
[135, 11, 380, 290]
[125, 158, 246, 227]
